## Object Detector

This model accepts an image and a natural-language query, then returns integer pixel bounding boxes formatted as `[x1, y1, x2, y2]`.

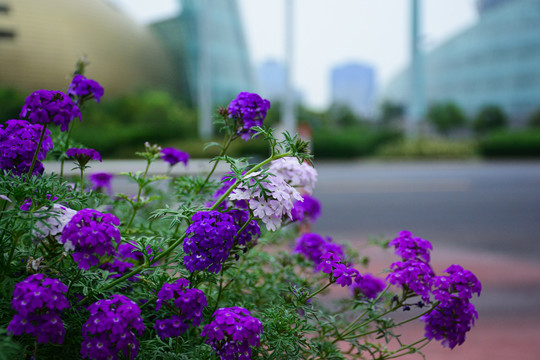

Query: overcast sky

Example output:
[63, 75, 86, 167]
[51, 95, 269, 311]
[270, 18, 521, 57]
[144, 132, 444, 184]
[109, 0, 478, 109]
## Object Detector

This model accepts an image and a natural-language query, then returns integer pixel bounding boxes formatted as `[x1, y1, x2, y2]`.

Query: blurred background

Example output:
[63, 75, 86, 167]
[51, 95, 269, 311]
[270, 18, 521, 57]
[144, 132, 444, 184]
[1, 0, 540, 358]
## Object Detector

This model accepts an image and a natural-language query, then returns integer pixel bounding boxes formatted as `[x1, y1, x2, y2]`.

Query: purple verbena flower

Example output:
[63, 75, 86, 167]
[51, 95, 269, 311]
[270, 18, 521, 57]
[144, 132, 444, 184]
[228, 92, 271, 141]
[387, 260, 434, 303]
[161, 147, 190, 167]
[7, 274, 69, 344]
[316, 252, 360, 287]
[68, 75, 104, 103]
[183, 211, 238, 273]
[81, 295, 145, 360]
[229, 209, 261, 247]
[389, 230, 433, 263]
[60, 209, 121, 270]
[351, 273, 387, 300]
[66, 148, 102, 167]
[0, 119, 53, 176]
[89, 172, 114, 195]
[422, 298, 478, 349]
[20, 90, 81, 132]
[293, 233, 345, 266]
[201, 307, 263, 360]
[154, 278, 207, 339]
[432, 264, 482, 305]
[291, 194, 321, 223]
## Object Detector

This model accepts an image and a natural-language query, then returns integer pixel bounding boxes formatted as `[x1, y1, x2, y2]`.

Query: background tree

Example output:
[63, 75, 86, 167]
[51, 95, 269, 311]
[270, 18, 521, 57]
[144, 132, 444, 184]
[472, 104, 507, 136]
[426, 102, 467, 136]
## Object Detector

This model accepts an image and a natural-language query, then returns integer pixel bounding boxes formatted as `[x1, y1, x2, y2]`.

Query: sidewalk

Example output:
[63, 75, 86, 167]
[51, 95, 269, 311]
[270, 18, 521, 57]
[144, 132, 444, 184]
[327, 241, 540, 359]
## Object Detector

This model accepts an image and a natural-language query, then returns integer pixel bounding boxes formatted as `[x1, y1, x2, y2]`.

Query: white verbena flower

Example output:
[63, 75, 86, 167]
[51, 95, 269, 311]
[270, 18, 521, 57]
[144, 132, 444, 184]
[230, 172, 302, 231]
[269, 157, 317, 194]
[33, 204, 78, 251]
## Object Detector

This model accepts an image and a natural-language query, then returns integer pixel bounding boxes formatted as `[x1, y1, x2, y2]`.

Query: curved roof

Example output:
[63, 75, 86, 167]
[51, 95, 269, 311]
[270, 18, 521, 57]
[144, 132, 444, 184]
[0, 0, 177, 96]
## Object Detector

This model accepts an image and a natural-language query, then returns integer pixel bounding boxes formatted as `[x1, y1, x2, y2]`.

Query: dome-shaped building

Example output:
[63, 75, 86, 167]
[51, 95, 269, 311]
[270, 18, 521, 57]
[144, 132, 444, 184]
[0, 0, 177, 95]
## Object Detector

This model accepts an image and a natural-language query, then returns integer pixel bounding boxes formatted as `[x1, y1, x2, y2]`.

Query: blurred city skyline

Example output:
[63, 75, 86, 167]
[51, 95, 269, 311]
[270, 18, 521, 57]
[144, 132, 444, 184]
[108, 0, 477, 110]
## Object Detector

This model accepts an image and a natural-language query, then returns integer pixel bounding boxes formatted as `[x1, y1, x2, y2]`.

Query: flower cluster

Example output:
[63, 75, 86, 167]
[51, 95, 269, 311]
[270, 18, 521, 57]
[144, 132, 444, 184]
[422, 264, 481, 348]
[33, 203, 78, 242]
[388, 230, 432, 262]
[60, 209, 121, 270]
[229, 172, 302, 231]
[202, 307, 263, 360]
[291, 194, 321, 223]
[316, 252, 360, 287]
[89, 172, 114, 194]
[20, 90, 81, 132]
[0, 119, 53, 176]
[183, 210, 238, 273]
[351, 273, 387, 300]
[387, 231, 434, 302]
[66, 147, 102, 167]
[229, 209, 261, 247]
[294, 232, 344, 266]
[161, 147, 190, 167]
[154, 278, 207, 339]
[81, 295, 145, 360]
[68, 75, 104, 103]
[228, 92, 271, 141]
[269, 157, 318, 194]
[8, 274, 70, 344]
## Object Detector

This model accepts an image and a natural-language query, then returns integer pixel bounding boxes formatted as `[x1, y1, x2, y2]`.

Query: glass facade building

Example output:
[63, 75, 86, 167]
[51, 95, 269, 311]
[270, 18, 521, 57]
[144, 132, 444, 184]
[151, 0, 255, 106]
[383, 0, 540, 123]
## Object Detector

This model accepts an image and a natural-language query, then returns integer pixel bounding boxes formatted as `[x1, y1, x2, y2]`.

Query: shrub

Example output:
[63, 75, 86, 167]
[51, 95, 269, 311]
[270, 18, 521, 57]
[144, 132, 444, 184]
[312, 128, 400, 159]
[472, 105, 507, 136]
[478, 130, 540, 158]
[377, 138, 477, 159]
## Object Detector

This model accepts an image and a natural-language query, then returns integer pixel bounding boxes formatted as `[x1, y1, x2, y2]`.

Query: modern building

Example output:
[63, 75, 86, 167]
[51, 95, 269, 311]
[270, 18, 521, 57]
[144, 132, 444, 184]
[383, 0, 540, 124]
[0, 0, 177, 96]
[331, 62, 376, 117]
[151, 0, 255, 107]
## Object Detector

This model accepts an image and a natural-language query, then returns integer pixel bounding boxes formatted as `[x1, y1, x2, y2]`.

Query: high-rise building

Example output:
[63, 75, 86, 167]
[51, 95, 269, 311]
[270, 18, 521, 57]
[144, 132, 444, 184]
[383, 0, 540, 124]
[257, 60, 287, 102]
[331, 63, 376, 117]
[151, 0, 255, 107]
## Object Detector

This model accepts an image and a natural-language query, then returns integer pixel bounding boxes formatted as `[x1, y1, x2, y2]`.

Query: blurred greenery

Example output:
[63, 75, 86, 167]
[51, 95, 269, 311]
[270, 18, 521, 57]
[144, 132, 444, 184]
[426, 102, 467, 136]
[472, 105, 508, 136]
[377, 138, 477, 159]
[478, 130, 540, 158]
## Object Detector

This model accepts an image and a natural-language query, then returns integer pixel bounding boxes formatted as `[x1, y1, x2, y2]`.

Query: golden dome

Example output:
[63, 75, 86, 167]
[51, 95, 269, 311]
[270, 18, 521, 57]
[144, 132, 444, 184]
[0, 0, 177, 95]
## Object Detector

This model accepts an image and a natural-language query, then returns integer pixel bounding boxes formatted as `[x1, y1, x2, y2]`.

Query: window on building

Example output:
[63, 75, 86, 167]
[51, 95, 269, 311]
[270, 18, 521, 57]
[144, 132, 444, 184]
[0, 29, 15, 39]
[0, 4, 9, 14]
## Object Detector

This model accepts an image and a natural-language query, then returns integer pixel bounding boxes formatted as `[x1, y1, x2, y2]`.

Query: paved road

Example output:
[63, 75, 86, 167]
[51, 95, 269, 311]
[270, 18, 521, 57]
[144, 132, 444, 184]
[311, 161, 540, 261]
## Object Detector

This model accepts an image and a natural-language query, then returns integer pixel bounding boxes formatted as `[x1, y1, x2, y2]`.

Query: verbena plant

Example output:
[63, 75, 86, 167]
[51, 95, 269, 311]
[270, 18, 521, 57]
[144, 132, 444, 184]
[0, 65, 481, 360]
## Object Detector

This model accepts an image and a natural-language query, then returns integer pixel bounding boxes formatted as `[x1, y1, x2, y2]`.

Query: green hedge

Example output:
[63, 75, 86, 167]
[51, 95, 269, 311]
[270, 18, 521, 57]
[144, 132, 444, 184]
[478, 130, 540, 158]
[377, 138, 477, 159]
[312, 128, 400, 159]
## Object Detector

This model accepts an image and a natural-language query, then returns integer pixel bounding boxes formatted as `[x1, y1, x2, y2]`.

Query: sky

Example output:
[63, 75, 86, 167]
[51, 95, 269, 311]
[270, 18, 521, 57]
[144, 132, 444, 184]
[109, 0, 478, 109]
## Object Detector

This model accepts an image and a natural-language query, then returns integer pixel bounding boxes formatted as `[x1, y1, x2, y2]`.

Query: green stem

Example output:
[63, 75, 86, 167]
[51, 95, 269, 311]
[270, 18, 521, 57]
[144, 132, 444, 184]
[6, 235, 20, 268]
[86, 151, 294, 300]
[125, 159, 152, 230]
[197, 135, 233, 194]
[306, 281, 334, 301]
[80, 167, 84, 196]
[60, 120, 76, 179]
[385, 338, 431, 359]
[28, 124, 48, 176]
[340, 302, 440, 341]
[335, 284, 391, 341]
[212, 269, 225, 314]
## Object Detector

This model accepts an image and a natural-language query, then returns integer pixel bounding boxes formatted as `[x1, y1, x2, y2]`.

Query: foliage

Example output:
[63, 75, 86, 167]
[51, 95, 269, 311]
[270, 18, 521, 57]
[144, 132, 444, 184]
[526, 108, 540, 129]
[377, 138, 477, 159]
[478, 130, 540, 158]
[426, 102, 467, 136]
[312, 128, 401, 159]
[472, 105, 507, 136]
